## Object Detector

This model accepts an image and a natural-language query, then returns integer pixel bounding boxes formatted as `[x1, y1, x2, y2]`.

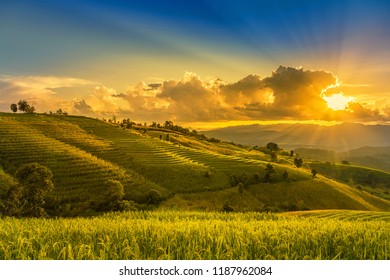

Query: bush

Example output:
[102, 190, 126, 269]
[147, 189, 162, 205]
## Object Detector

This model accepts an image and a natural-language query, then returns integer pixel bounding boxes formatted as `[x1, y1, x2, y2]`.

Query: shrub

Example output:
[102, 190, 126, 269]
[147, 189, 162, 205]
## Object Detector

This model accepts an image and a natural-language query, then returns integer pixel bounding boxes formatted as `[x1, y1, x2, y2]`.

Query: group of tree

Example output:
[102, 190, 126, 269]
[252, 142, 283, 162]
[115, 118, 223, 144]
[49, 109, 68, 115]
[1, 163, 134, 217]
[294, 157, 303, 168]
[10, 100, 36, 114]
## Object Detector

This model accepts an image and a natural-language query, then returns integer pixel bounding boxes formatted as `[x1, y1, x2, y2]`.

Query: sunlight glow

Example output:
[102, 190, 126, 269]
[323, 93, 355, 111]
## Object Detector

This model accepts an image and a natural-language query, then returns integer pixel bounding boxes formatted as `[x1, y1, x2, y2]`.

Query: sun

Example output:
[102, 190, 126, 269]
[323, 93, 355, 110]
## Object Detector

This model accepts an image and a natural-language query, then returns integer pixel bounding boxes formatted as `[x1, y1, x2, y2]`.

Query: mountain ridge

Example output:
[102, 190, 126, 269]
[203, 122, 390, 151]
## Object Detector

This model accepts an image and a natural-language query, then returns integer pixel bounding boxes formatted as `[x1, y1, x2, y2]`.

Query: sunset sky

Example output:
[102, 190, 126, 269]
[1, 0, 390, 127]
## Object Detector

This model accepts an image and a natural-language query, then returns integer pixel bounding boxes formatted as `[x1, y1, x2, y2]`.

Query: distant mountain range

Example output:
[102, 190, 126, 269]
[203, 122, 390, 152]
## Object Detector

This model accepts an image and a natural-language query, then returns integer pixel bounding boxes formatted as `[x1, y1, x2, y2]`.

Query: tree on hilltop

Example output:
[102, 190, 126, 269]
[17, 100, 30, 113]
[10, 103, 17, 113]
[266, 142, 280, 162]
[266, 142, 280, 152]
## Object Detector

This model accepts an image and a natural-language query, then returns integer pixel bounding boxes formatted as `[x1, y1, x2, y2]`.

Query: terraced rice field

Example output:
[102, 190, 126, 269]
[2, 113, 390, 215]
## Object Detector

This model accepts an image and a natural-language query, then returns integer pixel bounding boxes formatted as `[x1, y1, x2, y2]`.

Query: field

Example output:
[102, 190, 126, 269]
[1, 113, 390, 261]
[1, 112, 390, 216]
[0, 210, 389, 260]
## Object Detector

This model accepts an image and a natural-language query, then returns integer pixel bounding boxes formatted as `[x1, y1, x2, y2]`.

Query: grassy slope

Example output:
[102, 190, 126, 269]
[296, 146, 390, 173]
[308, 162, 390, 200]
[1, 112, 389, 215]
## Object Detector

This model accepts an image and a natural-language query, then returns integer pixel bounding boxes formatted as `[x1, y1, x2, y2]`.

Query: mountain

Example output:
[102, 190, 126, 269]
[1, 112, 389, 216]
[203, 122, 390, 151]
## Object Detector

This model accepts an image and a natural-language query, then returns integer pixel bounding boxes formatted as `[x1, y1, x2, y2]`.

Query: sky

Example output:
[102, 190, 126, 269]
[1, 0, 390, 127]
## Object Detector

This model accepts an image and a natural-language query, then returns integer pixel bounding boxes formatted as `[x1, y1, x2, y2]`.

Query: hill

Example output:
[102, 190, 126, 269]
[295, 146, 390, 173]
[203, 122, 390, 151]
[1, 112, 389, 216]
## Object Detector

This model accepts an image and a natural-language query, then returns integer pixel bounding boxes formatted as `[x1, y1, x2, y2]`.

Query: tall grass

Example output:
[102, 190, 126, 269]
[1, 211, 389, 260]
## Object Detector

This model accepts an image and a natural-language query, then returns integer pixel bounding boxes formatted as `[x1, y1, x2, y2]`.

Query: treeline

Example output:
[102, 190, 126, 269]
[0, 163, 139, 218]
[105, 118, 223, 143]
[10, 100, 36, 114]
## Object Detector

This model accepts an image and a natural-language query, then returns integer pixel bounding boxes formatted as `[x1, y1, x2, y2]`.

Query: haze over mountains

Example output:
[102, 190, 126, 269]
[204, 122, 390, 152]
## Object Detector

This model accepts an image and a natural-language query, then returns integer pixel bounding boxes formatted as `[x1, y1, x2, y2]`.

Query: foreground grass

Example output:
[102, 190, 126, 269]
[1, 211, 389, 260]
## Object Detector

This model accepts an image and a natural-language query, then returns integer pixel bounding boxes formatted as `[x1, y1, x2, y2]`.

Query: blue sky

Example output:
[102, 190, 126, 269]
[1, 0, 390, 124]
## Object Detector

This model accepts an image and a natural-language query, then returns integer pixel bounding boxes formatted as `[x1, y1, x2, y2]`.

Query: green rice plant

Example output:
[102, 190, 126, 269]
[0, 211, 389, 260]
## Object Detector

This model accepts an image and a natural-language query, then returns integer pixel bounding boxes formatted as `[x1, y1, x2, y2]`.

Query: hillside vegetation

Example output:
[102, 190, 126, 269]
[1, 112, 390, 216]
[296, 146, 390, 173]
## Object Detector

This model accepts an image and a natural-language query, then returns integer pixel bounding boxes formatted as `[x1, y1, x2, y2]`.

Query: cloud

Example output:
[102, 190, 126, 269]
[1, 67, 388, 123]
[157, 72, 232, 121]
[73, 99, 94, 115]
[0, 75, 93, 113]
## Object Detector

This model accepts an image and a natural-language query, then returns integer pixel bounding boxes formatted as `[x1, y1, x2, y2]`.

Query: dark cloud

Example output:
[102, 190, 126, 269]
[111, 93, 127, 98]
[146, 83, 162, 91]
[73, 99, 94, 115]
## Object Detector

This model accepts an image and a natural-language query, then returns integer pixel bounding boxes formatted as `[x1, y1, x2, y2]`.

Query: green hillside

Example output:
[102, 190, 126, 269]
[1, 112, 389, 216]
[308, 162, 390, 201]
[296, 146, 390, 173]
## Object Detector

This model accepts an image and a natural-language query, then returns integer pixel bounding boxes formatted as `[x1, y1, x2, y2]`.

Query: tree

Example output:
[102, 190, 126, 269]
[104, 179, 125, 211]
[10, 103, 17, 113]
[17, 100, 31, 113]
[270, 152, 278, 162]
[26, 106, 36, 114]
[15, 163, 54, 217]
[266, 142, 280, 152]
[0, 181, 22, 217]
[264, 163, 275, 183]
[311, 169, 317, 178]
[164, 120, 173, 128]
[266, 142, 280, 162]
[294, 157, 303, 168]
[147, 189, 162, 205]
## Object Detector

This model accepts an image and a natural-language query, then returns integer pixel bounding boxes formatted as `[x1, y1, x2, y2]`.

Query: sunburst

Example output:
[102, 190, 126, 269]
[323, 93, 355, 110]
